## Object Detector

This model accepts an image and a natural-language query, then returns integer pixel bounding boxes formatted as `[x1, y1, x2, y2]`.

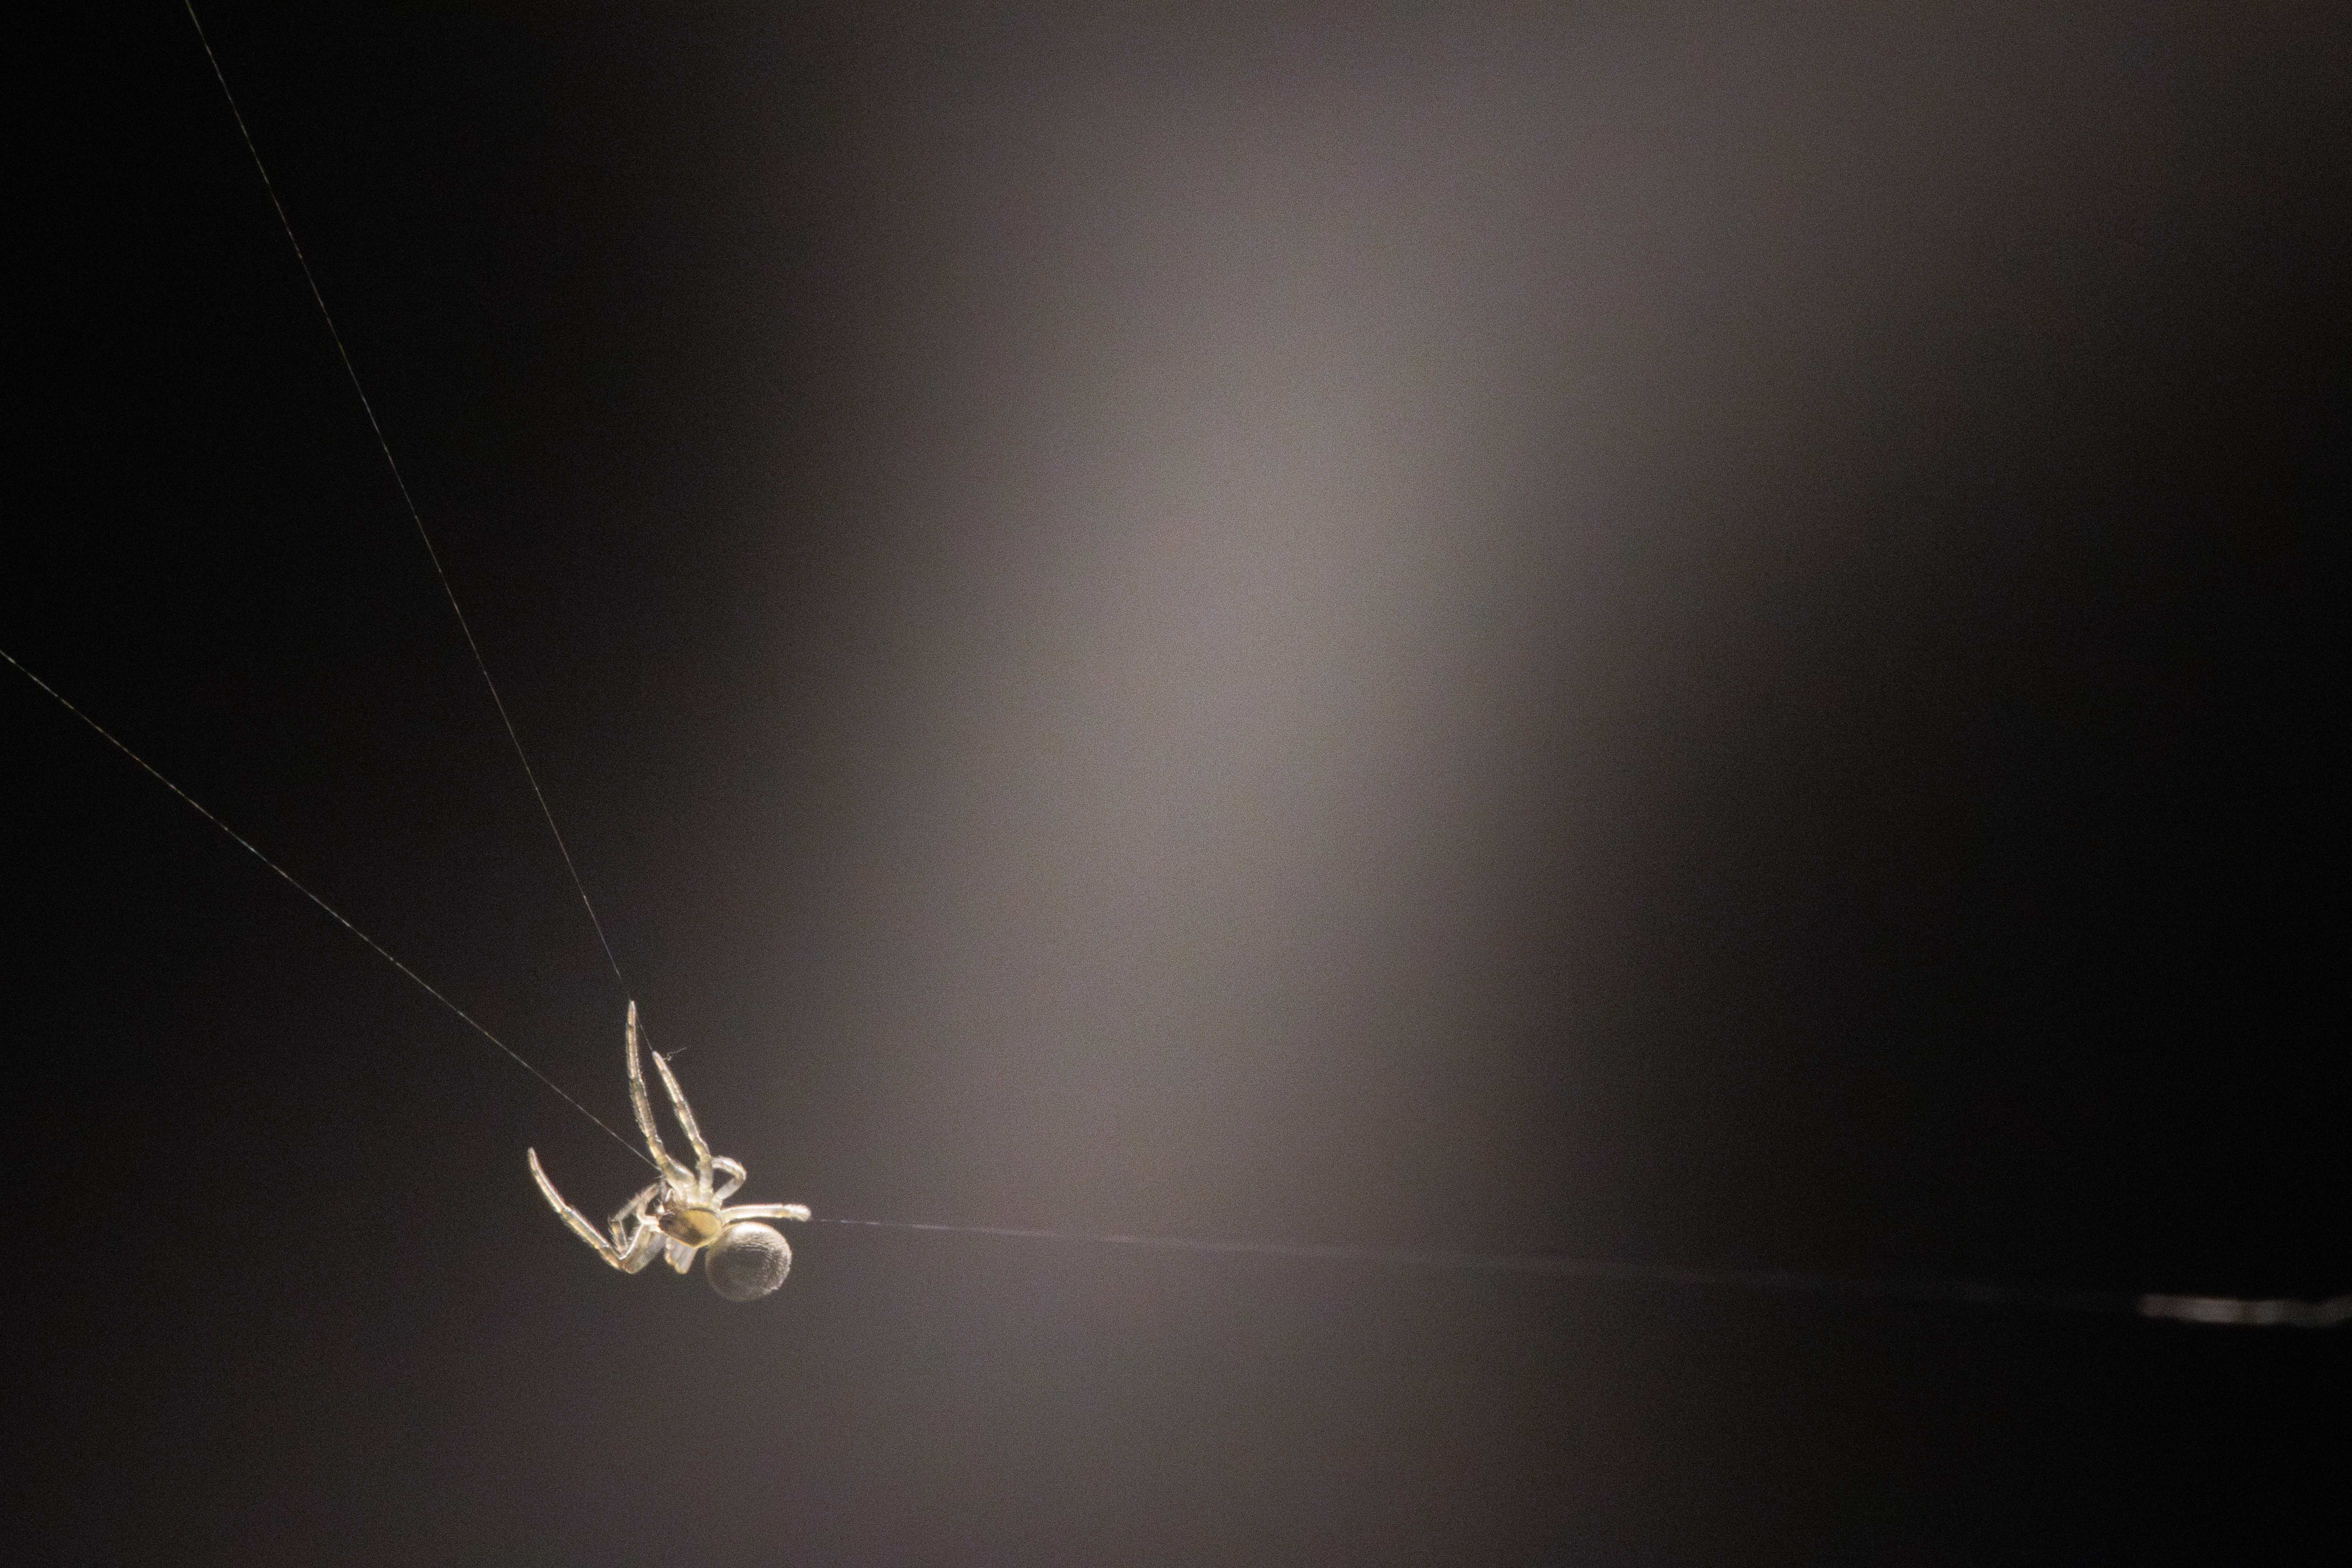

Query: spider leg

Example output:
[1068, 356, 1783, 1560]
[616, 1222, 668, 1273]
[626, 1002, 695, 1187]
[712, 1157, 748, 1202]
[606, 1181, 662, 1252]
[529, 1150, 667, 1273]
[722, 1202, 812, 1224]
[604, 1183, 673, 1275]
[648, 1046, 715, 1192]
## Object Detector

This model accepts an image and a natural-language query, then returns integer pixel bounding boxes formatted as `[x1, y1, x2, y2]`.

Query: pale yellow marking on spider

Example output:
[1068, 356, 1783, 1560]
[528, 1001, 811, 1300]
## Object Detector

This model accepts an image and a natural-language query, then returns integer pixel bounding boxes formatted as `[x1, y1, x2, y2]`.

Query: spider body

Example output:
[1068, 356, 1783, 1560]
[528, 1000, 810, 1299]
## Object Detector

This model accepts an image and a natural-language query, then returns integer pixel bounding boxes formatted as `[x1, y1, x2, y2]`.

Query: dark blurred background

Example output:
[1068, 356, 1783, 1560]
[11, 5, 2345, 1562]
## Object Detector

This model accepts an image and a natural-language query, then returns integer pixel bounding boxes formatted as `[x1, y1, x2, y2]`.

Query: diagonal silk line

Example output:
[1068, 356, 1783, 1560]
[180, 0, 635, 1015]
[4, 644, 653, 1170]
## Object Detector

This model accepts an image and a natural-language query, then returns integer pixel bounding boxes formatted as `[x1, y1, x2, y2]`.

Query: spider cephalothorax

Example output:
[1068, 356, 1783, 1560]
[528, 1001, 810, 1300]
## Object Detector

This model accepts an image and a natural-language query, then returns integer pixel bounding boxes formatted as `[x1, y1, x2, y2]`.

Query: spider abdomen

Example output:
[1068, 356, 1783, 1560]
[706, 1222, 792, 1301]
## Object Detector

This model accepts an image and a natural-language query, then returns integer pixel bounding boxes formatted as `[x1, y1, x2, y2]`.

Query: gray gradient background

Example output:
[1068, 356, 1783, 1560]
[13, 5, 2346, 1563]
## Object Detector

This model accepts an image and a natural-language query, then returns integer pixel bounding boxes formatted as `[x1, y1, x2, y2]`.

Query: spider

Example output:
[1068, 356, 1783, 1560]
[528, 1000, 811, 1300]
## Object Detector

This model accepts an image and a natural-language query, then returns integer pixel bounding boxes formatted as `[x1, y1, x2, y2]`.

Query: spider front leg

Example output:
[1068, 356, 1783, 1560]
[625, 1002, 700, 1189]
[647, 1044, 715, 1192]
[528, 1149, 668, 1274]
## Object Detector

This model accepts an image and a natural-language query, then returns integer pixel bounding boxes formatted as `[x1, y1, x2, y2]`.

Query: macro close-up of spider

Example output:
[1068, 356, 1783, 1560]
[19, 7, 2345, 1561]
[528, 1002, 811, 1300]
